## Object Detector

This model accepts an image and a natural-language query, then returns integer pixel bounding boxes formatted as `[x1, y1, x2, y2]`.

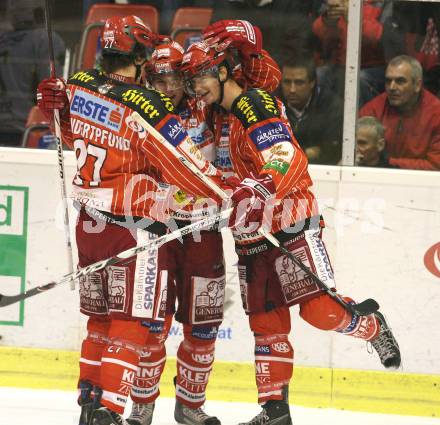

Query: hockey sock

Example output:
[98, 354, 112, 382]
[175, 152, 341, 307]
[99, 319, 149, 414]
[175, 325, 216, 408]
[79, 316, 110, 387]
[254, 334, 294, 404]
[249, 307, 293, 404]
[131, 316, 172, 404]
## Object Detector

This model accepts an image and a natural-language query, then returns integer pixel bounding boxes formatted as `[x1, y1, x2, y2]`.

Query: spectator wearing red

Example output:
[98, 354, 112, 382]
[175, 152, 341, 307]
[312, 0, 387, 105]
[360, 55, 440, 171]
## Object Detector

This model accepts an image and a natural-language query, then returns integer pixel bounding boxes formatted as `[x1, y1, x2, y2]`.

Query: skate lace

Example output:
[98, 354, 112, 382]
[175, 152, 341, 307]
[371, 324, 398, 361]
[130, 403, 154, 422]
[183, 405, 211, 422]
[110, 411, 127, 425]
[247, 408, 270, 425]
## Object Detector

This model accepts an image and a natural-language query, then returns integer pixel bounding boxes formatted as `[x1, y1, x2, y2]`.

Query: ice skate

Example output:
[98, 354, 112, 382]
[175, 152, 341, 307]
[174, 400, 221, 424]
[238, 400, 292, 425]
[78, 381, 102, 425]
[91, 407, 130, 425]
[370, 311, 401, 369]
[126, 402, 155, 425]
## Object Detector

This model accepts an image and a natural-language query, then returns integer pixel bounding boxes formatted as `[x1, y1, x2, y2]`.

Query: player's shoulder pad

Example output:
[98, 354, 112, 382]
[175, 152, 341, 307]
[113, 86, 175, 126]
[231, 88, 280, 129]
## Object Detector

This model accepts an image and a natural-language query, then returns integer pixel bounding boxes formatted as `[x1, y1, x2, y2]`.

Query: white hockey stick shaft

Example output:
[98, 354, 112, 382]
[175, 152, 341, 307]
[44, 0, 75, 289]
[0, 207, 232, 308]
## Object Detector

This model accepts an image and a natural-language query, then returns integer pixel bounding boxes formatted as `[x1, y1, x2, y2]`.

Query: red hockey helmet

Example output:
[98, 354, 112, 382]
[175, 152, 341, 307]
[148, 41, 185, 75]
[180, 41, 229, 78]
[101, 15, 158, 56]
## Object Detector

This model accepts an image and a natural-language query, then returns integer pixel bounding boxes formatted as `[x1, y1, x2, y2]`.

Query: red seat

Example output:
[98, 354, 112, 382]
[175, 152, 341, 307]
[22, 106, 51, 148]
[85, 3, 159, 28]
[75, 4, 159, 72]
[170, 7, 213, 47]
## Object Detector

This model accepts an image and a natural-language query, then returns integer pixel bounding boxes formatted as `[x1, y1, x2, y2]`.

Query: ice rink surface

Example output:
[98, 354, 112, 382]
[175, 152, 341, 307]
[1, 387, 439, 425]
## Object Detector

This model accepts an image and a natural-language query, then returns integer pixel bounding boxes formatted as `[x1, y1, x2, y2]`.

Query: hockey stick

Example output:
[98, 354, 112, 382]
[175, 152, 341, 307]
[0, 207, 232, 308]
[131, 112, 379, 317]
[44, 0, 75, 289]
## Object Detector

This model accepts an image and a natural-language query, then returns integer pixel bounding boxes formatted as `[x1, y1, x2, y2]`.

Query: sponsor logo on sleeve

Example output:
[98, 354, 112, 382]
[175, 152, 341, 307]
[236, 96, 258, 124]
[256, 89, 279, 116]
[263, 159, 289, 175]
[159, 117, 187, 147]
[249, 121, 291, 150]
[70, 89, 122, 131]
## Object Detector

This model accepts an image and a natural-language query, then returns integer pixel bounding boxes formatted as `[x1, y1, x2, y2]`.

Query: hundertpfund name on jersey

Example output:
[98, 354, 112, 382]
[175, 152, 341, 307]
[0, 186, 28, 325]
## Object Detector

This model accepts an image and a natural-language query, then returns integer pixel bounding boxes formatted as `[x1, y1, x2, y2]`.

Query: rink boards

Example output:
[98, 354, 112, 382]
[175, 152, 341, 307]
[0, 147, 439, 417]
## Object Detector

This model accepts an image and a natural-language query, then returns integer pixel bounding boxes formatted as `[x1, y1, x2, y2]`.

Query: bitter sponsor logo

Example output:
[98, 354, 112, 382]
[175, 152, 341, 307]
[122, 89, 161, 119]
[71, 71, 95, 83]
[236, 96, 258, 124]
[256, 89, 279, 115]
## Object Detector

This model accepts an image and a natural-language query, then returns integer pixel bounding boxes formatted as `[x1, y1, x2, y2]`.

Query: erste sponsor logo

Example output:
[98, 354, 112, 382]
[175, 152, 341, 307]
[71, 89, 122, 131]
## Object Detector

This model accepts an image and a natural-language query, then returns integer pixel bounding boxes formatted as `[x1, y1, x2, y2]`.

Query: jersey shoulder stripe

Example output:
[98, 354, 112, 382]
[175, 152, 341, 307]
[230, 88, 280, 130]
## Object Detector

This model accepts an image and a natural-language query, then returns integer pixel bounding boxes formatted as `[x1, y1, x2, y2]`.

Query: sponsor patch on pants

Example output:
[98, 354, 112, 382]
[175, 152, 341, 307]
[274, 245, 321, 304]
[79, 271, 107, 315]
[108, 266, 128, 313]
[190, 276, 225, 324]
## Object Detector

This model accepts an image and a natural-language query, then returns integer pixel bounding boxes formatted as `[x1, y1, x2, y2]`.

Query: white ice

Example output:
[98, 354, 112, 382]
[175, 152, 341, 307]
[1, 387, 439, 425]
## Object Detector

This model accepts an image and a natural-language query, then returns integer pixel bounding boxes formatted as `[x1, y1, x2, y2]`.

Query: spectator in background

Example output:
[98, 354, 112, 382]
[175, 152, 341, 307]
[360, 55, 440, 171]
[0, 0, 65, 147]
[211, 0, 324, 64]
[313, 0, 388, 105]
[280, 56, 343, 165]
[355, 116, 389, 167]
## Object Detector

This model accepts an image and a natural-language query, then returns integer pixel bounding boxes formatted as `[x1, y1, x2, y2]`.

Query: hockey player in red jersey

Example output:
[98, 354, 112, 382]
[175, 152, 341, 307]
[180, 26, 401, 425]
[36, 15, 225, 425]
[127, 25, 282, 425]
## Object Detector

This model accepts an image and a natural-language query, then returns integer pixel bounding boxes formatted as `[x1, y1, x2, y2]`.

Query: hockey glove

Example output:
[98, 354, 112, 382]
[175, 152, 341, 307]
[37, 78, 68, 121]
[229, 174, 275, 233]
[203, 20, 263, 58]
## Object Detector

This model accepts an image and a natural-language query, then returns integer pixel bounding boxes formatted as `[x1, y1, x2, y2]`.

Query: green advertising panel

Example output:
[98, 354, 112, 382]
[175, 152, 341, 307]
[0, 186, 29, 326]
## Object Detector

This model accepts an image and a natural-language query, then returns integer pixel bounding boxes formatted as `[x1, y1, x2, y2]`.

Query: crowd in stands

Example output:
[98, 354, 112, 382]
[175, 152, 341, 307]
[1, 0, 439, 171]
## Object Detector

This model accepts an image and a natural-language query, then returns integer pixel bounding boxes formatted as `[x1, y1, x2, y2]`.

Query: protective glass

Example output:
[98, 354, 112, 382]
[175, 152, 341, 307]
[150, 73, 184, 91]
[184, 67, 219, 96]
